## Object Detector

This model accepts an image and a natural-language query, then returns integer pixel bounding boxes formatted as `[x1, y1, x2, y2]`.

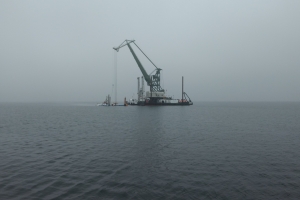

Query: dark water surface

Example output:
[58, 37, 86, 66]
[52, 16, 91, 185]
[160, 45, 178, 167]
[1, 102, 300, 199]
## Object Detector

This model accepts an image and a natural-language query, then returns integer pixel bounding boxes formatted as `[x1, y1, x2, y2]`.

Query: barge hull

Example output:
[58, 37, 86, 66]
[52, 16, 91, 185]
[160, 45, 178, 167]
[137, 101, 192, 106]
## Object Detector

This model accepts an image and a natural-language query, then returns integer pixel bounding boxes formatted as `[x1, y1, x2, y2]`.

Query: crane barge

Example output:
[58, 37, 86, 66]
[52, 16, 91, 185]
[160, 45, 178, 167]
[113, 40, 193, 106]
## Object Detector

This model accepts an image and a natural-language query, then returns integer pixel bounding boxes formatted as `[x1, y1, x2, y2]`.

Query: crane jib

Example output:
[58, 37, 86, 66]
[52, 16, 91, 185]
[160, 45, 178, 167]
[113, 40, 164, 92]
[126, 43, 152, 84]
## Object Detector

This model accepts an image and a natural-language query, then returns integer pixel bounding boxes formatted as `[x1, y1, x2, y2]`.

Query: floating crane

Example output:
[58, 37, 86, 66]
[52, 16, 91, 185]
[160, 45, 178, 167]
[113, 40, 193, 106]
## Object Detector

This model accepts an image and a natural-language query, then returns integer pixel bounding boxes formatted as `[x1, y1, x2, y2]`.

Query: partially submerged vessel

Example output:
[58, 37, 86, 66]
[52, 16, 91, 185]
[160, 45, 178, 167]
[97, 95, 128, 106]
[97, 95, 111, 106]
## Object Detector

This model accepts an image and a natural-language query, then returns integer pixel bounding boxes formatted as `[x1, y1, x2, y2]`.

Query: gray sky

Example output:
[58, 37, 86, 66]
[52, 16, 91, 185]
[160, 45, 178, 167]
[1, 1, 299, 102]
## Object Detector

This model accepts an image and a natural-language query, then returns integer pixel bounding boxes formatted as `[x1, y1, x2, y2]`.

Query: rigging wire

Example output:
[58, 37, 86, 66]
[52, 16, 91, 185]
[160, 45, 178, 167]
[162, 69, 164, 91]
[133, 42, 158, 69]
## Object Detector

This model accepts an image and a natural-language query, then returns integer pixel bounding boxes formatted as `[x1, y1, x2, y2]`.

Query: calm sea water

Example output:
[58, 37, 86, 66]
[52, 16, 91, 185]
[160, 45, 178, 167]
[0, 102, 300, 199]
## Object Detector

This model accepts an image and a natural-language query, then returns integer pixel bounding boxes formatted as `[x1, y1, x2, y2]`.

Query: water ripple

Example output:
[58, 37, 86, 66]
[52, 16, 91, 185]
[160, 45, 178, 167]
[0, 102, 300, 199]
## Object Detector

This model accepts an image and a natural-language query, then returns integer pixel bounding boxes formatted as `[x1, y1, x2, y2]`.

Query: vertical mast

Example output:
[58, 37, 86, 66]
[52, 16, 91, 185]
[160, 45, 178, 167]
[114, 51, 117, 104]
[108, 95, 111, 106]
[137, 77, 140, 102]
[141, 76, 144, 100]
[182, 76, 184, 103]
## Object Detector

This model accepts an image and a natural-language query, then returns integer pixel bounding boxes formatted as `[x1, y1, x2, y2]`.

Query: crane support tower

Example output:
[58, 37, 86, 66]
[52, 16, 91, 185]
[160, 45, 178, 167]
[113, 40, 193, 106]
